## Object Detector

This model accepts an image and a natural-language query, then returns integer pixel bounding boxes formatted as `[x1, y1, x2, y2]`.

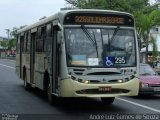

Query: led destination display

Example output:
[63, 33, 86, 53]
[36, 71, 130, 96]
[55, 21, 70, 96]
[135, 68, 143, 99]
[64, 13, 134, 26]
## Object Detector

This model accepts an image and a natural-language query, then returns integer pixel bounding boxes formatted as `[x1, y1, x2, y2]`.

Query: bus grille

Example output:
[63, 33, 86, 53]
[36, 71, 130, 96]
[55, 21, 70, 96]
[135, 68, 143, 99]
[149, 84, 160, 87]
[76, 88, 129, 94]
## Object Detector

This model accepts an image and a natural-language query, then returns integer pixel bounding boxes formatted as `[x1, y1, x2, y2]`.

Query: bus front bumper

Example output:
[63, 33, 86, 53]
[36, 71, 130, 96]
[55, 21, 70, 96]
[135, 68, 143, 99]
[60, 78, 139, 97]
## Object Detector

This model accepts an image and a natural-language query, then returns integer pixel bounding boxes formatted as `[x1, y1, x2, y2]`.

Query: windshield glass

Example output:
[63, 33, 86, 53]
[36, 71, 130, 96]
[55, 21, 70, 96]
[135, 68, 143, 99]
[65, 27, 136, 67]
[140, 64, 156, 75]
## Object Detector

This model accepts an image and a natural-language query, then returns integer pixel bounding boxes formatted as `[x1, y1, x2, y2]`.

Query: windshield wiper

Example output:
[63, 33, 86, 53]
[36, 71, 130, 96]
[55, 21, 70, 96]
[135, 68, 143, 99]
[81, 25, 98, 57]
[81, 25, 95, 45]
[110, 26, 120, 42]
[107, 26, 120, 51]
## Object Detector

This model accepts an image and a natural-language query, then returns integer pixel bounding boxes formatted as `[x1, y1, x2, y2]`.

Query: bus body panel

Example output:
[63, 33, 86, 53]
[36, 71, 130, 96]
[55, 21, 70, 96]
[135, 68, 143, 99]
[16, 54, 20, 77]
[34, 53, 46, 89]
[60, 77, 139, 97]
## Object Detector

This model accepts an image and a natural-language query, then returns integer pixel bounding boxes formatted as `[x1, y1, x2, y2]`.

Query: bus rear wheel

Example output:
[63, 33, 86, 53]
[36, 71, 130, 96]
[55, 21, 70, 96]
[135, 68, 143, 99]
[101, 97, 115, 104]
[23, 71, 30, 91]
[47, 83, 54, 104]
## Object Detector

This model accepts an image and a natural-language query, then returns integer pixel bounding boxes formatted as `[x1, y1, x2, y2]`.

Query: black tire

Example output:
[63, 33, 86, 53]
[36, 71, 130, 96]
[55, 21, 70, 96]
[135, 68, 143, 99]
[47, 82, 53, 104]
[47, 82, 60, 105]
[44, 72, 59, 105]
[101, 97, 115, 104]
[43, 72, 52, 103]
[43, 72, 49, 93]
[23, 70, 30, 91]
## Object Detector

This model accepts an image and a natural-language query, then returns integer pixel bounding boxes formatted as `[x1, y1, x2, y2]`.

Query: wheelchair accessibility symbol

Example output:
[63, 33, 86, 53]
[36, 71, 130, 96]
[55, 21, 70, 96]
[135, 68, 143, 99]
[105, 57, 114, 66]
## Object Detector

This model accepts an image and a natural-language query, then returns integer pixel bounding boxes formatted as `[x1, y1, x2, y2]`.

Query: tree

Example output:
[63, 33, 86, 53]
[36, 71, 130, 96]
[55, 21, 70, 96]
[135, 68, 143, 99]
[7, 39, 16, 50]
[151, 35, 158, 62]
[9, 26, 27, 50]
[65, 0, 79, 7]
[65, 0, 149, 13]
[10, 25, 27, 39]
[10, 27, 19, 39]
[134, 9, 160, 63]
[0, 40, 8, 49]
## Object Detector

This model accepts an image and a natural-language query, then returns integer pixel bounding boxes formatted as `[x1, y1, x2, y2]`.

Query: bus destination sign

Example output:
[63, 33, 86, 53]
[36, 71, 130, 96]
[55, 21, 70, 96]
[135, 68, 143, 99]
[75, 16, 124, 24]
[64, 13, 134, 26]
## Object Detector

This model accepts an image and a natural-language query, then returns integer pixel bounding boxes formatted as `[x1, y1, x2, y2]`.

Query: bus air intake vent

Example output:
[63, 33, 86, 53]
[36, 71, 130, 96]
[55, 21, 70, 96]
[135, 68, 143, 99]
[76, 88, 129, 94]
[87, 72, 121, 75]
[73, 69, 85, 75]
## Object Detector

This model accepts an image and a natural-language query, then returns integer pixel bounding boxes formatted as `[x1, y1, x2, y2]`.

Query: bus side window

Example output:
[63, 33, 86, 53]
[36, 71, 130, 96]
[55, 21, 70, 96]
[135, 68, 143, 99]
[46, 23, 52, 37]
[20, 35, 24, 52]
[16, 36, 20, 54]
[36, 26, 46, 52]
[24, 32, 28, 52]
[26, 31, 31, 52]
[44, 23, 52, 53]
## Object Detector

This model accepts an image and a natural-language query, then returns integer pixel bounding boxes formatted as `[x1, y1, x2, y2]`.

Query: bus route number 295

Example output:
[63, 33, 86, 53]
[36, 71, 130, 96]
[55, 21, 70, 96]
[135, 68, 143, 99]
[115, 57, 126, 64]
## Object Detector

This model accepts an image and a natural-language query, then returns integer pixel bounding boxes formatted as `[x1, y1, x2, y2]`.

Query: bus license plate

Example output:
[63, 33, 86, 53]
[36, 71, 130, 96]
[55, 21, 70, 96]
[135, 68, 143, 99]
[99, 86, 112, 92]
[154, 87, 160, 91]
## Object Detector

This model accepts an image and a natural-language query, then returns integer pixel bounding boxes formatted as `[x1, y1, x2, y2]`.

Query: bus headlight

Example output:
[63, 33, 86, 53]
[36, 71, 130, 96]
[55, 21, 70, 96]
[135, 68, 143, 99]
[84, 80, 90, 84]
[118, 79, 123, 83]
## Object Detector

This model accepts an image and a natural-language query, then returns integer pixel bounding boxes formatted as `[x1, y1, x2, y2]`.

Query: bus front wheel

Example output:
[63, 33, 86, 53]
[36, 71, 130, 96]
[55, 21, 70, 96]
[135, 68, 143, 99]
[101, 97, 115, 104]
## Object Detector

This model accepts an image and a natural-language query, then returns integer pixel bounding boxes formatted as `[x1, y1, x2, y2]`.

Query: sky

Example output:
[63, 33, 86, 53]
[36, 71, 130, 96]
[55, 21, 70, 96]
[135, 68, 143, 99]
[0, 0, 67, 38]
[150, 0, 156, 4]
[0, 0, 157, 38]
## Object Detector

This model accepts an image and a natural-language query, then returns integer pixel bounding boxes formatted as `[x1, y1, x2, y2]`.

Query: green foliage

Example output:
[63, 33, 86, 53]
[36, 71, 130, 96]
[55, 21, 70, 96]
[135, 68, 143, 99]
[134, 9, 160, 63]
[10, 25, 26, 39]
[79, 0, 107, 9]
[10, 27, 19, 39]
[0, 40, 8, 48]
[7, 39, 16, 50]
[134, 10, 160, 43]
[65, 0, 149, 13]
[150, 10, 160, 26]
[0, 39, 16, 50]
[151, 35, 158, 62]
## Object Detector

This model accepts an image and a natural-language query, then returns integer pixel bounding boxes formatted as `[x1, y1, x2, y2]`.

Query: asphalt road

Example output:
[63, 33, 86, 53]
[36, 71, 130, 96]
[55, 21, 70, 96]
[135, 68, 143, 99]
[0, 59, 160, 120]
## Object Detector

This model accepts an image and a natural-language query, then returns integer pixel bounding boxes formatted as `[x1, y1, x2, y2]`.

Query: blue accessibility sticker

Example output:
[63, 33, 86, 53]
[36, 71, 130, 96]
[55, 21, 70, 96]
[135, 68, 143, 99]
[105, 57, 114, 66]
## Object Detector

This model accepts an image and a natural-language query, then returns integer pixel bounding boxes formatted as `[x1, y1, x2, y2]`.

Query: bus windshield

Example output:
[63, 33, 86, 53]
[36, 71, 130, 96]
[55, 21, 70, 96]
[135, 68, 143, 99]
[65, 27, 136, 67]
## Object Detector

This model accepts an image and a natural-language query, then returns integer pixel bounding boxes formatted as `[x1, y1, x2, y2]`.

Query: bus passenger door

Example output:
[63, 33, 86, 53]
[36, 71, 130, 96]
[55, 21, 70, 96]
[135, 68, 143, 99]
[30, 32, 36, 84]
[20, 35, 24, 78]
[52, 25, 61, 95]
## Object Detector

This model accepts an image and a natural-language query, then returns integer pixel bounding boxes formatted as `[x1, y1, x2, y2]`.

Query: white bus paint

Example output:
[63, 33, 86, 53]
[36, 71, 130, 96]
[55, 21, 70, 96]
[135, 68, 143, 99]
[0, 63, 15, 69]
[117, 97, 160, 113]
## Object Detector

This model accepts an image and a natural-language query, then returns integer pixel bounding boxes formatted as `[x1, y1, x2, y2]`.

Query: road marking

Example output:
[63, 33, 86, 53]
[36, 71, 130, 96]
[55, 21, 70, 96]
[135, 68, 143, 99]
[117, 97, 160, 113]
[0, 59, 15, 62]
[0, 63, 15, 69]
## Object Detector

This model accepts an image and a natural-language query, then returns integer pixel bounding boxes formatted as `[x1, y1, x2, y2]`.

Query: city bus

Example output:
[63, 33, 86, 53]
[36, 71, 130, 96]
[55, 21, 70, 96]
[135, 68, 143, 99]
[16, 9, 139, 104]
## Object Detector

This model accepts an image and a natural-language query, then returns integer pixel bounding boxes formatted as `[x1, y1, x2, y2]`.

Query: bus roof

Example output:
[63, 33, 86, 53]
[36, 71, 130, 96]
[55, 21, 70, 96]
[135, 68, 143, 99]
[17, 9, 134, 34]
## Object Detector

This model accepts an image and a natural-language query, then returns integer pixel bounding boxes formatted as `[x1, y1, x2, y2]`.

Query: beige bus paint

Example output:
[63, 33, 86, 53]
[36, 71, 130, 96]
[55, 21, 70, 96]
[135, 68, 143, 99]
[60, 78, 139, 97]
[21, 54, 29, 83]
[20, 52, 47, 90]
[23, 53, 31, 82]
[34, 53, 46, 90]
[16, 54, 20, 77]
